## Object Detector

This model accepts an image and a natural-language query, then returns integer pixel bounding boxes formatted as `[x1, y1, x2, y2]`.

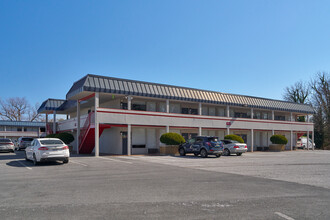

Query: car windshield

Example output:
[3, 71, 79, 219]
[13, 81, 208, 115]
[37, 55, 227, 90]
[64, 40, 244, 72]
[40, 140, 64, 145]
[0, 139, 11, 143]
[22, 138, 33, 141]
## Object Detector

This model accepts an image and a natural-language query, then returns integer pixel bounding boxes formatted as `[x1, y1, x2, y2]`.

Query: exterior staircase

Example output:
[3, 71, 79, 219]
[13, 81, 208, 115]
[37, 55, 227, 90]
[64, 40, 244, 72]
[78, 112, 111, 154]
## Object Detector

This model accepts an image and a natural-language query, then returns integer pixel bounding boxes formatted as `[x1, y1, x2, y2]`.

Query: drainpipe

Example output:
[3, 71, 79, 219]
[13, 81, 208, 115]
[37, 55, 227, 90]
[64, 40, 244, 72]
[95, 93, 99, 157]
[76, 100, 80, 155]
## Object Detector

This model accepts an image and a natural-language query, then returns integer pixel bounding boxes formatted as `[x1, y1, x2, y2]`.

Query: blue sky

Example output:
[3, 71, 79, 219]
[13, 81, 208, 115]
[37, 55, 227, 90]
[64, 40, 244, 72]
[1, 0, 329, 108]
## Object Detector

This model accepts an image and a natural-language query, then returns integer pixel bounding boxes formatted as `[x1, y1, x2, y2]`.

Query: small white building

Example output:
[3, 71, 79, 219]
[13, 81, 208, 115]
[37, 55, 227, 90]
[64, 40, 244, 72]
[38, 74, 315, 155]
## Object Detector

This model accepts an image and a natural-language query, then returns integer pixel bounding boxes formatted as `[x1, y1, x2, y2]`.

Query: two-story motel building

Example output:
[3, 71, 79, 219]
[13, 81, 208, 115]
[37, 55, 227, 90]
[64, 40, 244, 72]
[38, 74, 315, 156]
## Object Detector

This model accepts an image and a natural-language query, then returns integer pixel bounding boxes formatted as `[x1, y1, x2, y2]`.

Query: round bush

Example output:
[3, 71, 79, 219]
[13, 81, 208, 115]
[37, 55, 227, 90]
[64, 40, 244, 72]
[224, 134, 244, 143]
[160, 133, 185, 145]
[270, 135, 288, 145]
[46, 134, 57, 138]
[56, 132, 74, 144]
[45, 132, 74, 144]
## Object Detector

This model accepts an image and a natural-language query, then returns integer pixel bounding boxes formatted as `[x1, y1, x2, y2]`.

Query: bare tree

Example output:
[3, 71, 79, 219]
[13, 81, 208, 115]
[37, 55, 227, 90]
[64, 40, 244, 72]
[311, 72, 330, 149]
[283, 81, 310, 104]
[283, 81, 311, 122]
[0, 97, 44, 122]
[28, 102, 45, 122]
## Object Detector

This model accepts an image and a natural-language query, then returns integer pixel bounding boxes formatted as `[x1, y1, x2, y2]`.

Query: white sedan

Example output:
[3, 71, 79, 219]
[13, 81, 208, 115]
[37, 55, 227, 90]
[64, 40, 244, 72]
[25, 138, 70, 165]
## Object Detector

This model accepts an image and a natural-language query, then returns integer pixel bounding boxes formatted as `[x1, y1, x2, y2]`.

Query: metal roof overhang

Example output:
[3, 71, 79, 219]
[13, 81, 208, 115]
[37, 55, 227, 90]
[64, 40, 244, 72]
[37, 99, 66, 114]
[63, 74, 315, 114]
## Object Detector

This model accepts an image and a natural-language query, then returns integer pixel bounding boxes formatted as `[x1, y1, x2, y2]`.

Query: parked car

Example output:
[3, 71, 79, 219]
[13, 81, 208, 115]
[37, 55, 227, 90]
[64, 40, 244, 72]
[25, 138, 70, 165]
[221, 139, 248, 156]
[17, 137, 34, 151]
[296, 137, 315, 149]
[0, 138, 15, 153]
[178, 136, 223, 158]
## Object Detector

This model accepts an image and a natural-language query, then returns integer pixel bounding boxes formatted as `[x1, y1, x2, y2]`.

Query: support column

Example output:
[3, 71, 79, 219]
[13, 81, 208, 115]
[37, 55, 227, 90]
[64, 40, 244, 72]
[127, 95, 132, 110]
[251, 129, 254, 152]
[166, 126, 170, 133]
[166, 99, 170, 113]
[227, 127, 230, 135]
[76, 100, 80, 154]
[272, 110, 275, 120]
[127, 124, 131, 156]
[312, 129, 315, 151]
[37, 127, 40, 138]
[4, 126, 6, 138]
[46, 114, 48, 134]
[306, 130, 309, 151]
[272, 130, 275, 135]
[251, 108, 254, 119]
[290, 112, 293, 121]
[290, 130, 293, 151]
[198, 103, 202, 115]
[226, 105, 230, 117]
[53, 111, 56, 134]
[95, 92, 99, 157]
[198, 127, 202, 136]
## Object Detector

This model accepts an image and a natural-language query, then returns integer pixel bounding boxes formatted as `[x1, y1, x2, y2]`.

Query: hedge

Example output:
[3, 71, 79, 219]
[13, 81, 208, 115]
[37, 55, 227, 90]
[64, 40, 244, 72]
[224, 134, 244, 143]
[160, 133, 185, 145]
[46, 132, 74, 144]
[270, 135, 288, 145]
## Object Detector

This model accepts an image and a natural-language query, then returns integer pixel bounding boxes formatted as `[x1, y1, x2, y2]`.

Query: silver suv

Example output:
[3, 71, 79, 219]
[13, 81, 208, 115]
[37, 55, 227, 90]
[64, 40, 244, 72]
[178, 136, 224, 158]
[17, 137, 34, 151]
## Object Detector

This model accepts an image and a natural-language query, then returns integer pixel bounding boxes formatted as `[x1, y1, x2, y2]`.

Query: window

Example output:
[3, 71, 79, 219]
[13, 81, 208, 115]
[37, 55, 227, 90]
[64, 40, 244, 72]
[17, 128, 22, 131]
[275, 115, 285, 121]
[181, 108, 198, 115]
[120, 102, 128, 110]
[132, 104, 146, 111]
[234, 112, 249, 118]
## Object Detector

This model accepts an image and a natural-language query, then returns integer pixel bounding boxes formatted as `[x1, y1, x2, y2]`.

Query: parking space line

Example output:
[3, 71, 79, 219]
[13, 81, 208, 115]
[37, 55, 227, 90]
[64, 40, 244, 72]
[99, 156, 132, 164]
[15, 160, 32, 170]
[70, 160, 88, 167]
[275, 212, 295, 220]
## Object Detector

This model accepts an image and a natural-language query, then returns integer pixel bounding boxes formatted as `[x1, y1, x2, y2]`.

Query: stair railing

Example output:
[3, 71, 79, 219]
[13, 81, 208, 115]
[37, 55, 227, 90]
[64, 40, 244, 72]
[79, 111, 94, 149]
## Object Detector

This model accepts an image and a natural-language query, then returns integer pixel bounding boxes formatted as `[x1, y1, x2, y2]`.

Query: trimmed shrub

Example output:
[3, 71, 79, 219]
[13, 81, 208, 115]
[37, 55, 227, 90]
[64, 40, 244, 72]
[45, 132, 74, 144]
[160, 133, 185, 145]
[224, 134, 244, 143]
[46, 134, 57, 138]
[270, 135, 288, 145]
[56, 132, 74, 144]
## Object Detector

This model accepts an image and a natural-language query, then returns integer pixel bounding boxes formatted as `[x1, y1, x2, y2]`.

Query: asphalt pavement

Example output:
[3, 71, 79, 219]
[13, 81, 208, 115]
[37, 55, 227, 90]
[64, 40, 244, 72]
[0, 150, 329, 220]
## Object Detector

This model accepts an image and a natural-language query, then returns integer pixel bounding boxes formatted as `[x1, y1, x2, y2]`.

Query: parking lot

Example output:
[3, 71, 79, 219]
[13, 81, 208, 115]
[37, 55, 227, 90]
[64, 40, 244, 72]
[1, 150, 330, 219]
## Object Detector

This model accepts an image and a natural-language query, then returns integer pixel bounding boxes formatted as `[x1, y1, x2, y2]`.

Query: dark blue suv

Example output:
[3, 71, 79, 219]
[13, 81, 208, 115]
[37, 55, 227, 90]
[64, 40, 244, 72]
[178, 136, 224, 158]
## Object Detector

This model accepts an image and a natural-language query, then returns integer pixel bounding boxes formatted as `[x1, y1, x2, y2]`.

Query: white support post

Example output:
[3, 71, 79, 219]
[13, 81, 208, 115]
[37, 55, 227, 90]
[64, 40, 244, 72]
[290, 130, 293, 151]
[76, 100, 80, 154]
[198, 103, 202, 115]
[127, 124, 131, 156]
[46, 114, 48, 134]
[226, 105, 230, 117]
[290, 112, 293, 121]
[306, 130, 309, 151]
[95, 93, 99, 157]
[251, 129, 254, 152]
[272, 130, 275, 136]
[166, 125, 170, 133]
[272, 110, 275, 120]
[53, 111, 56, 134]
[37, 127, 40, 138]
[251, 108, 254, 119]
[312, 129, 314, 151]
[166, 99, 170, 113]
[227, 127, 230, 135]
[4, 126, 6, 138]
[198, 127, 202, 136]
[127, 95, 132, 110]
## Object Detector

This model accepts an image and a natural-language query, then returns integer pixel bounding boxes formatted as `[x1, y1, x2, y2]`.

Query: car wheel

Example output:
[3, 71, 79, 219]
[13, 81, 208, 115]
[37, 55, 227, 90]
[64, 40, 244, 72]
[179, 148, 186, 156]
[194, 153, 199, 157]
[200, 149, 208, 158]
[215, 154, 221, 158]
[236, 153, 242, 156]
[223, 149, 230, 156]
[33, 154, 39, 166]
[63, 158, 69, 164]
